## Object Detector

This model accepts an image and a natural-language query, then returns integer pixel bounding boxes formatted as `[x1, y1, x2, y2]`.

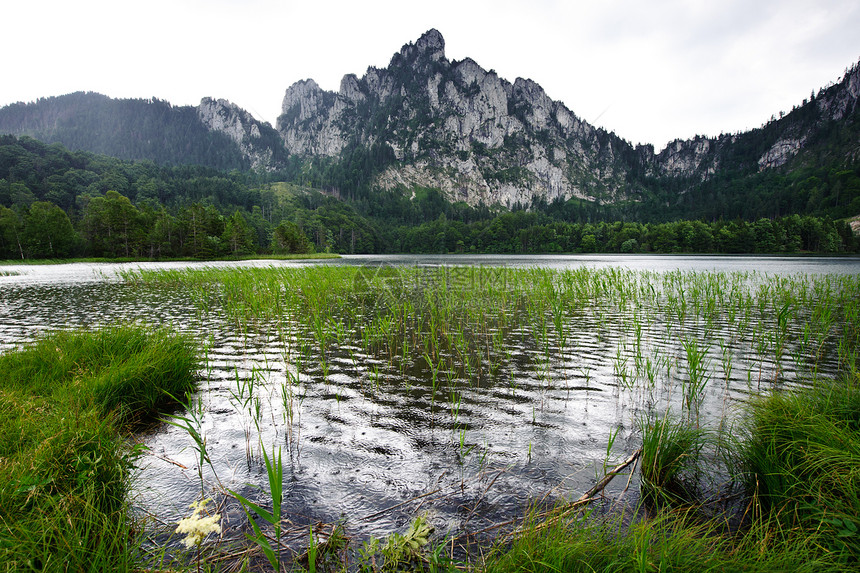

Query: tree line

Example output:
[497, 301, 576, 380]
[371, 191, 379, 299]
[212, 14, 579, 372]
[0, 135, 857, 260]
[384, 211, 856, 255]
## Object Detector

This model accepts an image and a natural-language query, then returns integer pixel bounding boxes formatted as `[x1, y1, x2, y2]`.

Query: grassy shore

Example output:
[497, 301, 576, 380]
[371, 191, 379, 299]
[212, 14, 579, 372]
[0, 326, 198, 572]
[483, 375, 860, 573]
[0, 253, 341, 266]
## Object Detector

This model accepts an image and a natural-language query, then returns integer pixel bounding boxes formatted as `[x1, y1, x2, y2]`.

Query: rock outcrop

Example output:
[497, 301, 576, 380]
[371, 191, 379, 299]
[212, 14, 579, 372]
[197, 97, 285, 170]
[273, 30, 860, 207]
[276, 29, 636, 206]
[3, 30, 856, 206]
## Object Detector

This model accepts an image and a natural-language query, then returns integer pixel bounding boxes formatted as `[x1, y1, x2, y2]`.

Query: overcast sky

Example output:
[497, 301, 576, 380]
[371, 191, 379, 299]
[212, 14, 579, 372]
[4, 0, 859, 151]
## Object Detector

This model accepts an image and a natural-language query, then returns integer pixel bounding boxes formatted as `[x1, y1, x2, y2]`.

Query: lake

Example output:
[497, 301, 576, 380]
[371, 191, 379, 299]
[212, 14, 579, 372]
[1, 254, 858, 558]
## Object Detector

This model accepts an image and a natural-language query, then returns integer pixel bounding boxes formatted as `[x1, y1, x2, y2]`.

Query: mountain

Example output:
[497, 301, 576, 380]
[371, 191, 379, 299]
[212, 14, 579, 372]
[277, 29, 641, 206]
[0, 29, 857, 214]
[0, 92, 287, 172]
[276, 29, 860, 208]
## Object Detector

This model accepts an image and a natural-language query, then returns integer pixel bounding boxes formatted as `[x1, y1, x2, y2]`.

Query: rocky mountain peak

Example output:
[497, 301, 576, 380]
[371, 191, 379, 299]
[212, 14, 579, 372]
[393, 28, 446, 67]
[415, 28, 445, 58]
[197, 97, 284, 170]
[270, 31, 859, 207]
[280, 79, 327, 121]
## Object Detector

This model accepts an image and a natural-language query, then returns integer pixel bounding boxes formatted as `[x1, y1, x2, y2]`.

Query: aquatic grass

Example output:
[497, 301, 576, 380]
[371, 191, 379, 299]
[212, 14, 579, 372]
[486, 376, 860, 573]
[162, 392, 221, 494]
[681, 337, 711, 425]
[98, 264, 860, 569]
[230, 444, 284, 572]
[638, 413, 706, 505]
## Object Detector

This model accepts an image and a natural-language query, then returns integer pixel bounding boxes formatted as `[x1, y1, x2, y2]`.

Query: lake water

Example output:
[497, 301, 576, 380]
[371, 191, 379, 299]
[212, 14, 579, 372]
[1, 254, 857, 560]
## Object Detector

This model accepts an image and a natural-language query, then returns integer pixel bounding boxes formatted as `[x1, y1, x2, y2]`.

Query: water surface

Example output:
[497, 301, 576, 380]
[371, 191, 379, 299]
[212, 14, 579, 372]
[1, 254, 856, 558]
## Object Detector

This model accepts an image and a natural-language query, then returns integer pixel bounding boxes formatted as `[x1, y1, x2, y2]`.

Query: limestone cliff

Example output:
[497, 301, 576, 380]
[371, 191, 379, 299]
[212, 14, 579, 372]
[277, 29, 638, 206]
[2, 29, 856, 206]
[197, 97, 287, 170]
[272, 29, 860, 207]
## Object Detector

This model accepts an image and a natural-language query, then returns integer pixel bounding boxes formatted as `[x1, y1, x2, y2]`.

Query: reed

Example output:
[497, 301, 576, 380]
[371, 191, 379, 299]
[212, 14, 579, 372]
[118, 264, 860, 569]
[638, 413, 705, 505]
[230, 444, 285, 572]
[681, 337, 711, 425]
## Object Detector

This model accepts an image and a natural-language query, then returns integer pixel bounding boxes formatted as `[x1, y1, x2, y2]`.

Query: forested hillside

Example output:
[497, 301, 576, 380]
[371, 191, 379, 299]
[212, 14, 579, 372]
[1, 32, 857, 224]
[0, 93, 253, 170]
[0, 135, 855, 259]
[1, 31, 858, 260]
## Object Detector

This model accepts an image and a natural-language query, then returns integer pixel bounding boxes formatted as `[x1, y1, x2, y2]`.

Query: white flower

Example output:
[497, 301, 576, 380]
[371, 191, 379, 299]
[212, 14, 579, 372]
[176, 499, 221, 549]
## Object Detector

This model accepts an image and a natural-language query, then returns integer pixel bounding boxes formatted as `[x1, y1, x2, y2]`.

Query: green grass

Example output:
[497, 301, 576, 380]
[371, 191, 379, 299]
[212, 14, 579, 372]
[107, 266, 859, 570]
[0, 325, 199, 572]
[638, 413, 706, 505]
[483, 380, 860, 573]
[741, 375, 860, 560]
[483, 504, 844, 573]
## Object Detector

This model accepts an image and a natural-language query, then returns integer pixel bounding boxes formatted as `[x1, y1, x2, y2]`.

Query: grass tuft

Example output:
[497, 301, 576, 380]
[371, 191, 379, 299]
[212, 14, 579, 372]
[0, 325, 199, 570]
[741, 377, 860, 561]
[639, 413, 705, 505]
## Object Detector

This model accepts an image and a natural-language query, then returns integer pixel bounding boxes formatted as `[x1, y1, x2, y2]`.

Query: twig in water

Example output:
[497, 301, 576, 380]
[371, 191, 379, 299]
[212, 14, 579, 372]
[576, 448, 642, 503]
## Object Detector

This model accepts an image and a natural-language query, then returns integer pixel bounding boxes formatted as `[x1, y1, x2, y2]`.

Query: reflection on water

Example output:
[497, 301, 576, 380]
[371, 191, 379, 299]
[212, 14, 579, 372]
[0, 255, 857, 558]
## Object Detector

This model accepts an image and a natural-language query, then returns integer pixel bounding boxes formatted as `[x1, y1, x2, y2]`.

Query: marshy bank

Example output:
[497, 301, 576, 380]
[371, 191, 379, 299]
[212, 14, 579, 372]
[0, 326, 198, 571]
[0, 259, 857, 571]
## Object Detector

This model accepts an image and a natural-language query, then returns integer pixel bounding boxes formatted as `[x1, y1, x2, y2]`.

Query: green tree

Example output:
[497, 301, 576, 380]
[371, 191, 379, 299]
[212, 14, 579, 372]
[180, 202, 224, 258]
[0, 205, 24, 259]
[81, 190, 143, 257]
[272, 220, 312, 254]
[753, 218, 780, 253]
[10, 182, 37, 210]
[22, 201, 78, 258]
[620, 238, 639, 253]
[147, 207, 181, 258]
[222, 210, 255, 255]
[689, 221, 715, 252]
[649, 223, 678, 252]
[580, 234, 598, 253]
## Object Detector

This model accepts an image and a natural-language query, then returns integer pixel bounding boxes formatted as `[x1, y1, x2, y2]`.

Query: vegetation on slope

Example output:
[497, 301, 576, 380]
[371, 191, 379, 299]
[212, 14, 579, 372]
[0, 135, 857, 259]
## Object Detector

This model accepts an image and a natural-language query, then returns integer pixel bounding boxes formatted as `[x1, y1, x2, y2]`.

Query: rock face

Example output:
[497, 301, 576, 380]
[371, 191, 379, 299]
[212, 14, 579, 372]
[197, 97, 286, 170]
[277, 29, 638, 206]
[274, 29, 860, 206]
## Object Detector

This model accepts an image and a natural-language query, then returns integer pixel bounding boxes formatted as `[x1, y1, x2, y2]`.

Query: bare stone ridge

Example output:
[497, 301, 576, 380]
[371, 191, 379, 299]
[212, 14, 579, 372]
[415, 29, 445, 56]
[272, 30, 860, 207]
